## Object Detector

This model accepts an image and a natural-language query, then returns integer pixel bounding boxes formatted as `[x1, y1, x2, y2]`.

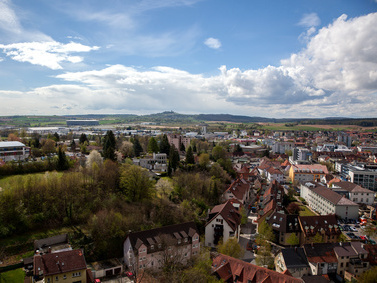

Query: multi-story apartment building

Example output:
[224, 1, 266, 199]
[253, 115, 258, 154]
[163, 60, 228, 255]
[167, 134, 191, 150]
[300, 183, 359, 219]
[340, 164, 377, 191]
[123, 222, 200, 271]
[331, 181, 375, 206]
[0, 141, 30, 162]
[334, 242, 369, 278]
[289, 164, 328, 183]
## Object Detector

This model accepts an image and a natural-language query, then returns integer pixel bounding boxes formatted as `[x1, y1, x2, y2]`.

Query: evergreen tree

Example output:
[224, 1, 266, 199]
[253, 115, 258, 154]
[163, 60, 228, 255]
[169, 144, 180, 171]
[147, 137, 159, 153]
[132, 137, 143, 157]
[79, 133, 88, 144]
[192, 144, 197, 153]
[53, 132, 60, 142]
[186, 146, 195, 164]
[160, 134, 170, 155]
[180, 142, 185, 152]
[70, 140, 76, 152]
[103, 130, 116, 160]
[57, 146, 69, 170]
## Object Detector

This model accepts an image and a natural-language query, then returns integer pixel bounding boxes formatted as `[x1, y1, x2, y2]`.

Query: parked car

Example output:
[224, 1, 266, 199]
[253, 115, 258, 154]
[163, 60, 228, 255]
[125, 271, 134, 278]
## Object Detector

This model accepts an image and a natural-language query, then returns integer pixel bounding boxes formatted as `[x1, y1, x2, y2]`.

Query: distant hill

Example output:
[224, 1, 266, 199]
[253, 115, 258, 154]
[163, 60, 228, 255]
[0, 112, 376, 127]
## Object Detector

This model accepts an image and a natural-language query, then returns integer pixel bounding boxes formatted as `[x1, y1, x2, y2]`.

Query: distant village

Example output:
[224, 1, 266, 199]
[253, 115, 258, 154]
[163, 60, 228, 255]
[0, 118, 377, 283]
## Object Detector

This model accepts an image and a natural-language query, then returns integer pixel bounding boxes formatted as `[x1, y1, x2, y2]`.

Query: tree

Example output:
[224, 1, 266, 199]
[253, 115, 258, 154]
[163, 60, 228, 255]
[186, 146, 195, 164]
[180, 142, 186, 152]
[147, 137, 159, 153]
[312, 232, 323, 243]
[240, 206, 248, 225]
[182, 250, 222, 283]
[199, 153, 210, 169]
[7, 133, 21, 141]
[359, 266, 377, 283]
[286, 202, 300, 214]
[255, 241, 274, 269]
[159, 134, 170, 155]
[57, 146, 69, 171]
[363, 223, 377, 238]
[53, 132, 60, 142]
[257, 220, 275, 244]
[233, 144, 243, 154]
[212, 145, 226, 161]
[338, 233, 348, 243]
[119, 164, 154, 202]
[86, 150, 103, 168]
[120, 141, 134, 158]
[79, 133, 88, 144]
[286, 233, 299, 246]
[70, 140, 76, 152]
[132, 137, 143, 157]
[41, 139, 56, 155]
[169, 144, 180, 171]
[103, 131, 116, 160]
[217, 238, 245, 259]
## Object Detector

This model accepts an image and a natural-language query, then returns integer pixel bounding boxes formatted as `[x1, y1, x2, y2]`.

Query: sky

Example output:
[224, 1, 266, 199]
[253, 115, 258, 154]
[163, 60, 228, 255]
[0, 0, 377, 118]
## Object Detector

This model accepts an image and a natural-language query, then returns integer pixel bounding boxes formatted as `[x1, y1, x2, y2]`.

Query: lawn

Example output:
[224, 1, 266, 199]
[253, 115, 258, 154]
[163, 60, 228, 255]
[0, 171, 63, 191]
[298, 204, 317, 216]
[0, 268, 25, 283]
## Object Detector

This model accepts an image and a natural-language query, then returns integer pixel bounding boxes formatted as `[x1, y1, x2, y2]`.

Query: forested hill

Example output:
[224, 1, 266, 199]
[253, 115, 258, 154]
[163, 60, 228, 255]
[1, 112, 377, 127]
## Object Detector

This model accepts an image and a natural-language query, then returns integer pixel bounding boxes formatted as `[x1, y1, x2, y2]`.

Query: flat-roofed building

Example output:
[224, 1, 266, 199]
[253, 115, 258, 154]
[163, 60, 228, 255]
[0, 141, 30, 162]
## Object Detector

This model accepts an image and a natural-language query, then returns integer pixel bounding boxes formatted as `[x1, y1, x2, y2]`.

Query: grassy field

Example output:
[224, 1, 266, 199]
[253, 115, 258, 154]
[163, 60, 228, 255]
[0, 268, 25, 283]
[257, 123, 371, 132]
[0, 172, 63, 191]
[298, 204, 317, 216]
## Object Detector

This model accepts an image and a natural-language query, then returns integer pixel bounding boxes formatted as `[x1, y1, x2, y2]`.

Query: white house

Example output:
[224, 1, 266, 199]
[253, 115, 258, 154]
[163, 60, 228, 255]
[331, 181, 375, 206]
[205, 200, 241, 247]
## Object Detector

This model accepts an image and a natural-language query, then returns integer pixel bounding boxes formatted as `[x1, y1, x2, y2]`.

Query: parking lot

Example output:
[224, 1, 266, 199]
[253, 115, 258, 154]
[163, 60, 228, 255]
[338, 219, 377, 244]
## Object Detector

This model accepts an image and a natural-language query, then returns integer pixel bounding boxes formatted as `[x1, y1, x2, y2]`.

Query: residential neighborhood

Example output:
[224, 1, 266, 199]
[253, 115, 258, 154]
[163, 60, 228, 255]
[1, 118, 377, 283]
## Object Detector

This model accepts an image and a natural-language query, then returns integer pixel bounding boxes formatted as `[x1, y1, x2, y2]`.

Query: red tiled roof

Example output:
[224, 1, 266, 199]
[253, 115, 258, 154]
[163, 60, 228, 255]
[207, 200, 241, 232]
[212, 254, 302, 283]
[34, 249, 87, 277]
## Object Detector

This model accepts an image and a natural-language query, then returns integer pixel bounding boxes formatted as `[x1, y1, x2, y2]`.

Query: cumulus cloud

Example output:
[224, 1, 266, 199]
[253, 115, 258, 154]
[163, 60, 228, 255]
[1, 12, 377, 118]
[0, 41, 99, 69]
[299, 13, 321, 27]
[204, 37, 222, 49]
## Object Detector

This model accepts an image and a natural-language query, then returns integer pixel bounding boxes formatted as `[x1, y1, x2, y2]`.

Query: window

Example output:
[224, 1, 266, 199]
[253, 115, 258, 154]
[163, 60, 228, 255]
[47, 279, 50, 283]
[72, 272, 81, 277]
[151, 245, 154, 250]
[178, 239, 181, 244]
[56, 276, 59, 281]
[63, 275, 67, 280]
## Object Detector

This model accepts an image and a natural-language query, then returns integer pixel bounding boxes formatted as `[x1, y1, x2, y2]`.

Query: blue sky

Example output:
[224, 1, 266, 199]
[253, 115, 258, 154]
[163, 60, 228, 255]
[0, 0, 376, 118]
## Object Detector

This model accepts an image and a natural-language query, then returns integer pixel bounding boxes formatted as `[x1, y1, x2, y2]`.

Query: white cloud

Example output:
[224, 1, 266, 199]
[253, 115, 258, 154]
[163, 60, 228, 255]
[299, 13, 321, 27]
[0, 41, 100, 69]
[1, 13, 377, 118]
[204, 37, 221, 49]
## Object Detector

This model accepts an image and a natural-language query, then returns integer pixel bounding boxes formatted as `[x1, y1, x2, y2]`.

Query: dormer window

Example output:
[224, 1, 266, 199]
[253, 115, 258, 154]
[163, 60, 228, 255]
[151, 245, 154, 250]
[184, 238, 188, 242]
[178, 239, 181, 244]
[158, 244, 162, 248]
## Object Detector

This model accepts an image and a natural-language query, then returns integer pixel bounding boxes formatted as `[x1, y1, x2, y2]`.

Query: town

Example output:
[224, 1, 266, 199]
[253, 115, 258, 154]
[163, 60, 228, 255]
[0, 116, 377, 283]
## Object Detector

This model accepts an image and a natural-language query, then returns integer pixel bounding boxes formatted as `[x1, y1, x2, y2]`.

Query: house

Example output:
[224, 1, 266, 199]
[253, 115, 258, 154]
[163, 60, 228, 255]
[123, 222, 199, 271]
[257, 180, 284, 221]
[212, 253, 303, 283]
[257, 158, 284, 183]
[222, 178, 251, 204]
[333, 242, 369, 278]
[302, 243, 338, 276]
[133, 153, 167, 172]
[289, 164, 328, 184]
[300, 182, 359, 220]
[0, 141, 30, 162]
[298, 215, 341, 245]
[167, 134, 191, 151]
[275, 248, 311, 278]
[205, 200, 241, 247]
[330, 181, 375, 205]
[33, 249, 91, 283]
[267, 212, 301, 246]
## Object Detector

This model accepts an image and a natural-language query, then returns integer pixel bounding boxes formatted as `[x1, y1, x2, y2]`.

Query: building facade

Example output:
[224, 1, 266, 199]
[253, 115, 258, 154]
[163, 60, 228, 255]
[0, 141, 30, 162]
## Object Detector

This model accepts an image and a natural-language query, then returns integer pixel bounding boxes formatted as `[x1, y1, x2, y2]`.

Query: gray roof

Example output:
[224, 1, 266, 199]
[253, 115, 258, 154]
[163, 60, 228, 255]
[281, 248, 309, 269]
[34, 234, 68, 250]
[0, 141, 26, 148]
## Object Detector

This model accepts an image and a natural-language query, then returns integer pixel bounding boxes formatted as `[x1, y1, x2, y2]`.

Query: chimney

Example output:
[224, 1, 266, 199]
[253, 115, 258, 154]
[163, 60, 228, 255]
[311, 242, 314, 249]
[48, 246, 52, 253]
